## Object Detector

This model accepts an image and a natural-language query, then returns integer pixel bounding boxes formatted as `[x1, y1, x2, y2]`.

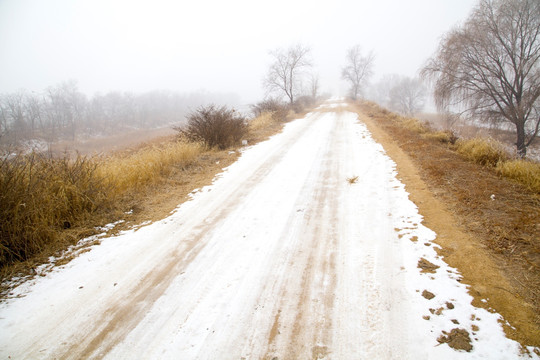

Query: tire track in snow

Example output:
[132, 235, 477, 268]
[63, 112, 330, 359]
[0, 102, 535, 360]
[269, 113, 341, 359]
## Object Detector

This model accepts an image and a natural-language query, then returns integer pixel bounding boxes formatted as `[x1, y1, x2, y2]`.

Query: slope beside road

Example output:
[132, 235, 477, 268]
[0, 100, 535, 359]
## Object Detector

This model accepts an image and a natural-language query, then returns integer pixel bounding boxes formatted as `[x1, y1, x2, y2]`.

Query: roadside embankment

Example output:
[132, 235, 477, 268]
[352, 101, 540, 348]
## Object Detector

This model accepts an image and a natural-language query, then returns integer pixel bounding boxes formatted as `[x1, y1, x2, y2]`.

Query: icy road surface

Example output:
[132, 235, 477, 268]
[0, 101, 534, 359]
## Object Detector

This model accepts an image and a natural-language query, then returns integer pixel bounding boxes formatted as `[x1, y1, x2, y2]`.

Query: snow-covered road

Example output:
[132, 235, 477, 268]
[0, 101, 534, 359]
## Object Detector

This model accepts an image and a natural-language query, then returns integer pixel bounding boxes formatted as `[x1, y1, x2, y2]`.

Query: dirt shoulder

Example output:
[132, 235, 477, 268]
[353, 102, 540, 348]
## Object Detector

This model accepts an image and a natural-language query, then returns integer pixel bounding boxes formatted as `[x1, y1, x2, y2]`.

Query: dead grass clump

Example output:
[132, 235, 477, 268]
[400, 117, 428, 134]
[0, 153, 110, 266]
[286, 109, 297, 119]
[422, 130, 459, 144]
[97, 141, 202, 194]
[456, 137, 509, 167]
[496, 160, 540, 193]
[249, 112, 278, 132]
[346, 175, 359, 184]
[362, 102, 426, 133]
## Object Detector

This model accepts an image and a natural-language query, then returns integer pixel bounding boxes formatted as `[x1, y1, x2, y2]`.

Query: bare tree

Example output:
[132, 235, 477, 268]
[264, 44, 312, 105]
[309, 73, 320, 100]
[422, 0, 540, 158]
[45, 81, 86, 141]
[2, 92, 27, 141]
[369, 74, 401, 107]
[24, 93, 43, 137]
[0, 104, 7, 139]
[341, 45, 375, 100]
[389, 77, 427, 116]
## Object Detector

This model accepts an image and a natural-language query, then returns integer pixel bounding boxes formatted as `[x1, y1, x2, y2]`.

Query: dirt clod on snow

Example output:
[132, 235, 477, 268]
[437, 328, 473, 352]
[418, 257, 440, 273]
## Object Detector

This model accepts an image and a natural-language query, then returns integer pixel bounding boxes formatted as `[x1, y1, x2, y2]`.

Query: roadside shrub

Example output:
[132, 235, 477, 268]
[251, 98, 289, 122]
[496, 159, 540, 193]
[0, 153, 110, 266]
[176, 105, 248, 149]
[292, 96, 316, 113]
[456, 137, 509, 167]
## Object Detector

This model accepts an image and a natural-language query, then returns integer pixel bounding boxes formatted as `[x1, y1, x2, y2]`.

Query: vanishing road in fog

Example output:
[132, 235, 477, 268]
[0, 100, 528, 359]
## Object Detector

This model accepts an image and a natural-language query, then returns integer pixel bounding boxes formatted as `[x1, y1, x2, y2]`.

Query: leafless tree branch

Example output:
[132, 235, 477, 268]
[389, 77, 427, 116]
[264, 44, 312, 105]
[341, 45, 375, 100]
[422, 0, 540, 157]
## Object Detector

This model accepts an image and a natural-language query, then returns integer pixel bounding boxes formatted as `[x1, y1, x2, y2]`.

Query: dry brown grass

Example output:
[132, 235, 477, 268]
[0, 140, 204, 278]
[0, 140, 204, 270]
[246, 111, 294, 144]
[454, 138, 540, 193]
[248, 111, 278, 132]
[400, 117, 428, 134]
[496, 159, 540, 193]
[97, 140, 203, 194]
[0, 153, 112, 267]
[356, 101, 540, 336]
[421, 130, 458, 144]
[456, 137, 509, 167]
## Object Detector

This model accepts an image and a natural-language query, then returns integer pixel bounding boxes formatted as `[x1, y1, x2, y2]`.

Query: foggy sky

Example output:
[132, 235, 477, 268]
[0, 0, 476, 103]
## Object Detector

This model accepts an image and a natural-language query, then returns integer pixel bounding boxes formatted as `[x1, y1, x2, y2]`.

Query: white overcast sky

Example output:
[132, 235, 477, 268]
[0, 0, 476, 103]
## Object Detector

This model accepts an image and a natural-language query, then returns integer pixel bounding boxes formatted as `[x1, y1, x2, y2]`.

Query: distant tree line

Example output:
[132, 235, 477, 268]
[341, 45, 375, 100]
[370, 75, 427, 116]
[0, 80, 240, 148]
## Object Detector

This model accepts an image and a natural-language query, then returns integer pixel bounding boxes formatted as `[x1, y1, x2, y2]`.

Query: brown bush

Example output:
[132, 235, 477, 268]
[250, 98, 290, 122]
[292, 96, 316, 113]
[176, 105, 248, 150]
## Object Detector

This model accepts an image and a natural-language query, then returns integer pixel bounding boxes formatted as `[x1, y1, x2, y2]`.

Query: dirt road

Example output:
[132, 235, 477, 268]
[0, 101, 533, 359]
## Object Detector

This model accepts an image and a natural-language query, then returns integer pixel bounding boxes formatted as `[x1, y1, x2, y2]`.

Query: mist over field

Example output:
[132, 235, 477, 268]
[0, 0, 478, 152]
[0, 0, 476, 101]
